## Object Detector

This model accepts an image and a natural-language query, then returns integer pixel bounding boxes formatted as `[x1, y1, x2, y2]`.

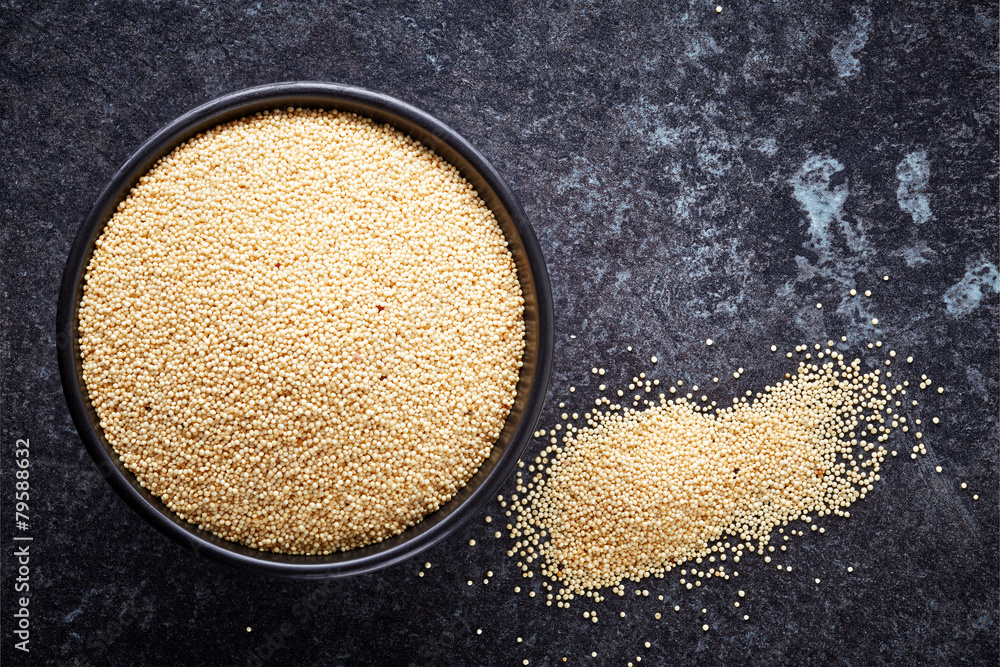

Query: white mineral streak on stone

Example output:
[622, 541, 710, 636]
[790, 155, 850, 258]
[749, 137, 779, 157]
[831, 6, 872, 78]
[943, 256, 1000, 317]
[899, 240, 936, 267]
[896, 150, 934, 225]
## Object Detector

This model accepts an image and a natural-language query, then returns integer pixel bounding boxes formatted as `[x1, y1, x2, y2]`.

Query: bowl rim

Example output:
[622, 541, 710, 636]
[56, 81, 554, 578]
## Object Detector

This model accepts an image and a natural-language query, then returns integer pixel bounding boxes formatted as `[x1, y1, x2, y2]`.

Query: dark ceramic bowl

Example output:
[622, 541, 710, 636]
[56, 82, 553, 578]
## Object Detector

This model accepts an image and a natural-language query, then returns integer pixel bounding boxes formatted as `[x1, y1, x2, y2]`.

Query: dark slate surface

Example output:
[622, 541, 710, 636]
[1, 1, 997, 665]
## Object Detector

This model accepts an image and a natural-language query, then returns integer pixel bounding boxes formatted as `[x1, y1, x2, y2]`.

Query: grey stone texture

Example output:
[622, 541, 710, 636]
[1, 1, 997, 665]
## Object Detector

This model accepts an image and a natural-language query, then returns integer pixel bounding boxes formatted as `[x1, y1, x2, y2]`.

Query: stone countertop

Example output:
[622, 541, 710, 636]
[1, 1, 996, 665]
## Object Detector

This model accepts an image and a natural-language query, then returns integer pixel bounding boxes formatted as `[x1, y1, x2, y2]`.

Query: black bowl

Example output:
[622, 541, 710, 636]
[56, 82, 553, 578]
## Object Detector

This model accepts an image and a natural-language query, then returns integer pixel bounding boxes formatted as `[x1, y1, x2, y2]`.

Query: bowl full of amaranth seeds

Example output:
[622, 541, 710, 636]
[57, 82, 553, 577]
